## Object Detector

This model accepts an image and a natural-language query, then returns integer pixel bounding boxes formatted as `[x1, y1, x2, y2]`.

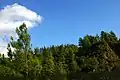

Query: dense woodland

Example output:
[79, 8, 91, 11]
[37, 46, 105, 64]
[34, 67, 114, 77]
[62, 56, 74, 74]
[1, 23, 120, 80]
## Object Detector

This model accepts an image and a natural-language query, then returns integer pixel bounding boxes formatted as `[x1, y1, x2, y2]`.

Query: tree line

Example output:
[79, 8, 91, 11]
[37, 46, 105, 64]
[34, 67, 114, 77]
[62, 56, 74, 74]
[0, 23, 120, 80]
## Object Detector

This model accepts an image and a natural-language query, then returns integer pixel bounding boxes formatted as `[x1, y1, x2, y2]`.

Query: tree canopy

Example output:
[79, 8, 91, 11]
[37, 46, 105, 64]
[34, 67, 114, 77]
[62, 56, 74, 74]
[0, 23, 120, 80]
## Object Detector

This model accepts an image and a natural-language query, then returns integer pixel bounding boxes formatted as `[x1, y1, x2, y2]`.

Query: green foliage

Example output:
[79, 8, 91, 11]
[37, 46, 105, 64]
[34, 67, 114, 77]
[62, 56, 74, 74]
[1, 24, 120, 80]
[41, 50, 55, 80]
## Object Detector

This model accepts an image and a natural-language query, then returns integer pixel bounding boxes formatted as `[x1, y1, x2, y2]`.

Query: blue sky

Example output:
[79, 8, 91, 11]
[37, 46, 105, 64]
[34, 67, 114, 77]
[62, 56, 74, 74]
[1, 0, 120, 48]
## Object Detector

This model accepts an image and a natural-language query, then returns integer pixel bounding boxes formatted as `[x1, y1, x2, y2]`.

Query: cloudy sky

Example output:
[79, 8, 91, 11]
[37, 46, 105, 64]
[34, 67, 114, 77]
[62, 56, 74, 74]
[0, 2, 42, 55]
[1, 0, 120, 55]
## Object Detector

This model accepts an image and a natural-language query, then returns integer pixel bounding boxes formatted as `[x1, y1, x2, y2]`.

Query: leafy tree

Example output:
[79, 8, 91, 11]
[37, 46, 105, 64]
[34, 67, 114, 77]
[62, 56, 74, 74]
[2, 23, 120, 79]
[7, 23, 32, 78]
[41, 49, 55, 80]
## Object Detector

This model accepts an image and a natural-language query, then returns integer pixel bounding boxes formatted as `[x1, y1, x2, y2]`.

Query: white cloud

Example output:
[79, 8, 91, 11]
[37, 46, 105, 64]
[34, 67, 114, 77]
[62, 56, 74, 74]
[0, 3, 43, 56]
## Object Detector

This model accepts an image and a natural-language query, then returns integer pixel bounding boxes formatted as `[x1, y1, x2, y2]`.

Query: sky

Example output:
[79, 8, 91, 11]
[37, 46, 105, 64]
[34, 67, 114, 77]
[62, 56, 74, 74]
[0, 0, 120, 54]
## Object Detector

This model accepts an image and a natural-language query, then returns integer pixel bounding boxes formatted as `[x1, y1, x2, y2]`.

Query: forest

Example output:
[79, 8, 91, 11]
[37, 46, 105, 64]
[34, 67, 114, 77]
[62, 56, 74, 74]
[0, 23, 120, 80]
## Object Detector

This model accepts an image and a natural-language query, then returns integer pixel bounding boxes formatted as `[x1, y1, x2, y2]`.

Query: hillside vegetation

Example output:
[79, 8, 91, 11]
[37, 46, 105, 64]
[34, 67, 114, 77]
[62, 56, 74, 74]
[1, 23, 120, 80]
